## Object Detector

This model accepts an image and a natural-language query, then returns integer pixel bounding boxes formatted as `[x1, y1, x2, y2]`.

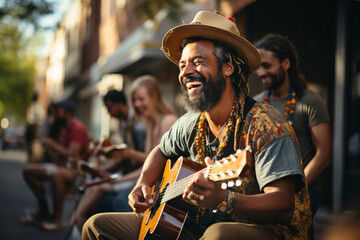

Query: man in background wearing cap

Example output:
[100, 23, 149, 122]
[253, 34, 332, 217]
[83, 11, 313, 239]
[22, 99, 90, 231]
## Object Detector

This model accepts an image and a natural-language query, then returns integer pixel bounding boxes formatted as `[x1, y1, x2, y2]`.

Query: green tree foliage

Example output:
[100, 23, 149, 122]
[0, 20, 35, 123]
[0, 0, 54, 123]
[0, 0, 53, 30]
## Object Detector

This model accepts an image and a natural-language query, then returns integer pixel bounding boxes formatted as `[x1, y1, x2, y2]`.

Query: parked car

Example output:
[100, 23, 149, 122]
[2, 127, 25, 150]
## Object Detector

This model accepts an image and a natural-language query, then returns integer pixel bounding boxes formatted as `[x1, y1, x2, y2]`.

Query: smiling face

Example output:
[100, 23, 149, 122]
[256, 48, 288, 91]
[104, 100, 127, 120]
[131, 86, 156, 119]
[178, 40, 227, 112]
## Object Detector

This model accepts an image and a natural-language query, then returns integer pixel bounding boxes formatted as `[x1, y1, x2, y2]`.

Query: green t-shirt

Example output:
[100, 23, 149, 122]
[160, 101, 314, 239]
[254, 89, 330, 190]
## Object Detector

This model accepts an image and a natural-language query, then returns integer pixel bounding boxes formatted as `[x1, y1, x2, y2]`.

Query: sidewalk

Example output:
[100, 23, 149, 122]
[0, 149, 76, 240]
[0, 149, 27, 163]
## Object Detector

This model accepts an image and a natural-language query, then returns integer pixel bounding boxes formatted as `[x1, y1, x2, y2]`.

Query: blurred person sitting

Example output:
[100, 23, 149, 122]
[71, 76, 177, 234]
[69, 89, 146, 234]
[25, 92, 45, 163]
[40, 102, 59, 163]
[21, 99, 90, 231]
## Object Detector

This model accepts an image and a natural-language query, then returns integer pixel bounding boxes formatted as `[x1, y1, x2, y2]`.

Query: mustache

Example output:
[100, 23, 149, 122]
[181, 75, 206, 86]
[260, 74, 271, 79]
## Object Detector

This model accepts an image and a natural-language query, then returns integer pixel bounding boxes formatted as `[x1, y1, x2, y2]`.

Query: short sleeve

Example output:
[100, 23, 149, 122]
[255, 136, 304, 192]
[301, 91, 330, 128]
[160, 112, 200, 161]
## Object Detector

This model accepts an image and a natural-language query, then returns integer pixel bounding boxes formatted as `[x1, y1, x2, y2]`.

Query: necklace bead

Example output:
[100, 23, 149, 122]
[195, 96, 238, 165]
[264, 87, 296, 125]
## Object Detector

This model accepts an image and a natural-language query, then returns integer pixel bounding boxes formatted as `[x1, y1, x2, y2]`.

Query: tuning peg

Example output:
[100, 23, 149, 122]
[236, 149, 242, 153]
[230, 154, 236, 161]
[227, 169, 235, 176]
[245, 145, 252, 153]
[221, 182, 228, 189]
[235, 179, 242, 186]
[211, 174, 219, 180]
[227, 180, 234, 187]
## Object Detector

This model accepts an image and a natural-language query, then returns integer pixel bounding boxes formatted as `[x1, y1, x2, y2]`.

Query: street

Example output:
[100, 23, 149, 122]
[0, 149, 75, 240]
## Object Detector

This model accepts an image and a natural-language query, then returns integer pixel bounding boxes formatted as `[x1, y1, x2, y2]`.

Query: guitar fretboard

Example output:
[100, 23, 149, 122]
[160, 168, 208, 204]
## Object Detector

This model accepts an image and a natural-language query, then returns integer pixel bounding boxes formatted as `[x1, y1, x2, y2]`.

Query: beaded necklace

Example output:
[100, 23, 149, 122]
[264, 86, 296, 125]
[195, 96, 238, 165]
[193, 96, 238, 225]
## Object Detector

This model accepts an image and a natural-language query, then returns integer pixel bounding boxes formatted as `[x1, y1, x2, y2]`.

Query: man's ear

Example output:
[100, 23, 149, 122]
[281, 58, 291, 71]
[223, 62, 234, 77]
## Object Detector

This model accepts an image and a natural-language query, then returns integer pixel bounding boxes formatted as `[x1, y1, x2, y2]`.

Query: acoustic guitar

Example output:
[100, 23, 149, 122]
[79, 163, 122, 187]
[138, 148, 251, 240]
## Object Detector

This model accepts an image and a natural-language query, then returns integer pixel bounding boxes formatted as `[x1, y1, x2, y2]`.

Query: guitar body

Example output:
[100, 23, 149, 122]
[139, 157, 204, 240]
[138, 149, 251, 240]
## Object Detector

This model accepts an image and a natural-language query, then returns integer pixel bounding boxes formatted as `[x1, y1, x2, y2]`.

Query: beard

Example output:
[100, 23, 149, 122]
[265, 67, 286, 91]
[182, 70, 226, 113]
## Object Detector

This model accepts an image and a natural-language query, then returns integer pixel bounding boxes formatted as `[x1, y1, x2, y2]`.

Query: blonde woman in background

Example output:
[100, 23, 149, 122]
[131, 75, 178, 154]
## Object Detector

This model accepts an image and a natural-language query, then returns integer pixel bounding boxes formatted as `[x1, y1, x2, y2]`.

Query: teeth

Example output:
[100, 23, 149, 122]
[186, 81, 202, 88]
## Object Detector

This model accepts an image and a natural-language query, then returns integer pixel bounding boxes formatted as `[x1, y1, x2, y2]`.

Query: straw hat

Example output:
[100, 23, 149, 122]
[162, 11, 260, 73]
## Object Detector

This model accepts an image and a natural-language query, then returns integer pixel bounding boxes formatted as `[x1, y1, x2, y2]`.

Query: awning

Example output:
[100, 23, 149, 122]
[97, 4, 212, 76]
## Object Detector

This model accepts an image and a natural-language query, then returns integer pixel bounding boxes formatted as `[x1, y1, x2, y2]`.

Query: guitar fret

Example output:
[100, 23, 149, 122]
[160, 167, 210, 204]
[161, 176, 191, 203]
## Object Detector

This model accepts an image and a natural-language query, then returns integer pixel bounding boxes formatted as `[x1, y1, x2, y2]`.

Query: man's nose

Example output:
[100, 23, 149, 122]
[256, 66, 266, 77]
[179, 63, 195, 84]
[180, 62, 197, 77]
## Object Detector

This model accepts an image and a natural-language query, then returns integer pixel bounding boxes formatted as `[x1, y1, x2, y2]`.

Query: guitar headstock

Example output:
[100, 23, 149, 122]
[206, 147, 251, 189]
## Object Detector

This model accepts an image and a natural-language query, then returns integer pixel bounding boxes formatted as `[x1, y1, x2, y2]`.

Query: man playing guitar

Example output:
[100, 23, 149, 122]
[82, 11, 314, 240]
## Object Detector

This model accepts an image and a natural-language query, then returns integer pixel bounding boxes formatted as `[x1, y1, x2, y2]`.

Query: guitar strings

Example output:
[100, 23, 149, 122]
[156, 158, 242, 203]
[160, 168, 207, 202]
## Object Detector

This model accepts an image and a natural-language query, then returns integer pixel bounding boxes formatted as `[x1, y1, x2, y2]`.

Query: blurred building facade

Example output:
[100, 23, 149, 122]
[37, 0, 360, 222]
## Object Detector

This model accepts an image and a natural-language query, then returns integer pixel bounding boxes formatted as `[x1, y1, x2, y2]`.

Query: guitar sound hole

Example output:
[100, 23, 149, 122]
[149, 184, 168, 220]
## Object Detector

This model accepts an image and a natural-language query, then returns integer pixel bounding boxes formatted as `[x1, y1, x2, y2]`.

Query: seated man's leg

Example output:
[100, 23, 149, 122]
[200, 222, 276, 240]
[42, 166, 75, 229]
[22, 163, 55, 220]
[82, 212, 143, 240]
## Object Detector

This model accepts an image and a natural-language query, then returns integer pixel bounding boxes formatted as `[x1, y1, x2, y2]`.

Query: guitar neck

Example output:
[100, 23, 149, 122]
[160, 169, 205, 204]
[159, 149, 250, 205]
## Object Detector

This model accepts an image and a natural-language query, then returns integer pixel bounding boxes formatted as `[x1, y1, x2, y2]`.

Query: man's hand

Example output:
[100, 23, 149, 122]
[128, 183, 154, 213]
[67, 156, 81, 170]
[41, 136, 56, 148]
[183, 157, 228, 209]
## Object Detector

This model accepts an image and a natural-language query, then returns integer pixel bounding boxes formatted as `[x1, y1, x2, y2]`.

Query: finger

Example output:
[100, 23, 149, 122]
[183, 190, 195, 204]
[142, 185, 154, 205]
[132, 202, 151, 213]
[205, 156, 214, 166]
[129, 192, 143, 212]
[191, 172, 210, 189]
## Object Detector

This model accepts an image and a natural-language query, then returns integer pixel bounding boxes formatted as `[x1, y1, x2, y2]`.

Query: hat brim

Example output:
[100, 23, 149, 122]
[162, 24, 260, 73]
